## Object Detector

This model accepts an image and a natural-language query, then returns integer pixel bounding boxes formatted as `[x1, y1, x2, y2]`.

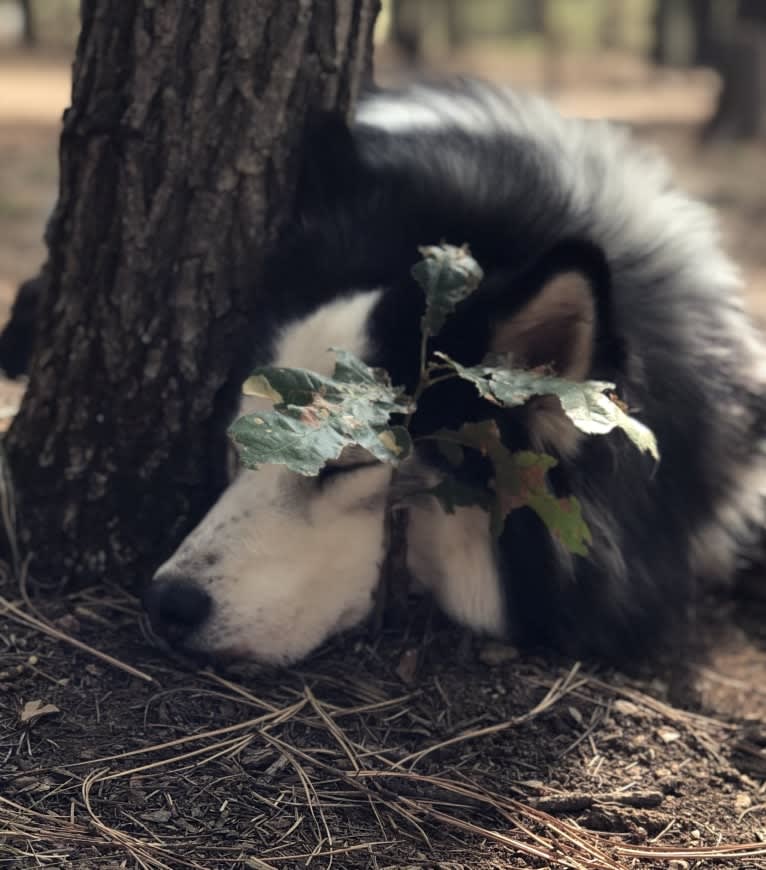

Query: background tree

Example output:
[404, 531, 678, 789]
[17, 0, 37, 47]
[704, 0, 766, 140]
[389, 0, 423, 65]
[651, 0, 720, 68]
[5, 0, 380, 590]
[651, 0, 766, 141]
[599, 0, 626, 51]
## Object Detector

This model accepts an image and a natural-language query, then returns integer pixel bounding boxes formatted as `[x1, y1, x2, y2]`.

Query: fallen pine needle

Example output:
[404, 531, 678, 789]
[0, 594, 156, 683]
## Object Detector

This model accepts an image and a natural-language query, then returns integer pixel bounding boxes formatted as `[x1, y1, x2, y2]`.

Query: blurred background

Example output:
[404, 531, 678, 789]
[0, 0, 764, 365]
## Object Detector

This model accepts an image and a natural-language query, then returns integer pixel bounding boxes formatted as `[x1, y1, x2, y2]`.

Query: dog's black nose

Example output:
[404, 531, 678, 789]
[144, 577, 212, 644]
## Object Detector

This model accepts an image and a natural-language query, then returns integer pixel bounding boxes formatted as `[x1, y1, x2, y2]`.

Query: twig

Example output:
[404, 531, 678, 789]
[393, 661, 584, 768]
[0, 594, 156, 683]
[529, 789, 664, 814]
[372, 495, 411, 634]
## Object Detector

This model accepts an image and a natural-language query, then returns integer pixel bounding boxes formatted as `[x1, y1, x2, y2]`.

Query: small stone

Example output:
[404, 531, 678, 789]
[734, 793, 753, 812]
[569, 706, 584, 725]
[657, 727, 681, 744]
[613, 699, 641, 716]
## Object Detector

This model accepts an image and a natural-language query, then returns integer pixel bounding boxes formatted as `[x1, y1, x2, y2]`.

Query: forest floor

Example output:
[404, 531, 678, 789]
[0, 48, 765, 870]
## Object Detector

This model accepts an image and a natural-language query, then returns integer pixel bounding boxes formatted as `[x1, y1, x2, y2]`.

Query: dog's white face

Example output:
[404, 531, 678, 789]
[153, 456, 394, 663]
[147, 289, 506, 663]
[150, 291, 390, 663]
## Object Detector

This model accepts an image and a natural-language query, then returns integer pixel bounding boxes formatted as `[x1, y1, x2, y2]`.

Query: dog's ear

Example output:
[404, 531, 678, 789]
[491, 270, 596, 380]
[490, 241, 611, 381]
[488, 242, 614, 457]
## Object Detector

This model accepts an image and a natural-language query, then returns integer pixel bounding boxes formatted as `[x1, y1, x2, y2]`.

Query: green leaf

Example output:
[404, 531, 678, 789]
[229, 351, 412, 475]
[411, 243, 484, 337]
[434, 353, 659, 462]
[430, 423, 592, 553]
[504, 452, 591, 556]
[525, 491, 591, 556]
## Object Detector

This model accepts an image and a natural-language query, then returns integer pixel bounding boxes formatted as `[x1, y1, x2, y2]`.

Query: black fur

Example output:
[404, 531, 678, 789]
[260, 82, 766, 663]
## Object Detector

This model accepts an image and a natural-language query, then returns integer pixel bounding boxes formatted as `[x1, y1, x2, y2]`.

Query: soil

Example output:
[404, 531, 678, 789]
[1, 48, 766, 869]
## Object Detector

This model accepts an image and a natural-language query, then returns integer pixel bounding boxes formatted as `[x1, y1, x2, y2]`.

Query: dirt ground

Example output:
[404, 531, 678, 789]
[1, 48, 766, 869]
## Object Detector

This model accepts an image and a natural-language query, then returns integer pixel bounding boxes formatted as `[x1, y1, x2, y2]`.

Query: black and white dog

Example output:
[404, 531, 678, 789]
[9, 81, 763, 666]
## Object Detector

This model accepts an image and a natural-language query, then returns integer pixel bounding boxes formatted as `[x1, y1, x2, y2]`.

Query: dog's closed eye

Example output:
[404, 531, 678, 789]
[316, 461, 381, 489]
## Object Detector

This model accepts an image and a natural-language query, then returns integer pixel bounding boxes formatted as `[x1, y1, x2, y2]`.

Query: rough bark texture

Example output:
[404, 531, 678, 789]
[6, 0, 380, 589]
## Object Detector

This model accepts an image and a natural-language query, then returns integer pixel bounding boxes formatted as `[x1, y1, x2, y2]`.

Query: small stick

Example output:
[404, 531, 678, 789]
[371, 478, 411, 634]
[0, 594, 156, 684]
[530, 790, 664, 814]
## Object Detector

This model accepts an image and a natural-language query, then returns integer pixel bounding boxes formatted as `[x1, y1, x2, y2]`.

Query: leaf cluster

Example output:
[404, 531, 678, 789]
[230, 244, 658, 555]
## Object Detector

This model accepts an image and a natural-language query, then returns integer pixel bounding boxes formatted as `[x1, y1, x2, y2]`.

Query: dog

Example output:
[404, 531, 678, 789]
[102, 82, 766, 664]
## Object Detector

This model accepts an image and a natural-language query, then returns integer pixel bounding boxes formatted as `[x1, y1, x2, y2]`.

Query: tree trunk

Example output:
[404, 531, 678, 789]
[704, 1, 766, 141]
[5, 0, 380, 590]
[600, 0, 624, 51]
[444, 0, 464, 50]
[703, 27, 766, 140]
[389, 0, 422, 66]
[651, 0, 671, 65]
[651, 0, 699, 68]
[515, 0, 545, 34]
[540, 1, 563, 95]
[690, 0, 716, 67]
[18, 0, 37, 47]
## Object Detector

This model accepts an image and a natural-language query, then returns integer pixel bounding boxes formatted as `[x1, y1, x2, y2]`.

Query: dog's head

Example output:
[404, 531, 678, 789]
[144, 237, 616, 664]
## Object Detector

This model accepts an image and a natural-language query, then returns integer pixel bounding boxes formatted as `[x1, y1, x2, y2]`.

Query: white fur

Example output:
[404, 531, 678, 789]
[690, 453, 766, 584]
[153, 290, 407, 663]
[274, 290, 382, 374]
[155, 285, 507, 661]
[155, 462, 392, 663]
[407, 499, 506, 636]
[239, 290, 382, 417]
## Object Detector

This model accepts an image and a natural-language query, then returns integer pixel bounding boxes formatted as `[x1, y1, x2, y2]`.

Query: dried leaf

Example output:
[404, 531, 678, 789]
[395, 648, 419, 685]
[20, 699, 60, 724]
[141, 808, 173, 823]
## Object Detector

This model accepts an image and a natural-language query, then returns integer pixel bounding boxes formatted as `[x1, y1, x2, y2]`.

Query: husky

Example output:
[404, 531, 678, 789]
[141, 81, 766, 665]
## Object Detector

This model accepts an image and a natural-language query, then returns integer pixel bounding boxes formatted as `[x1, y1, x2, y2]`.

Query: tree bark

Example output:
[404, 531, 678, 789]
[6, 0, 380, 590]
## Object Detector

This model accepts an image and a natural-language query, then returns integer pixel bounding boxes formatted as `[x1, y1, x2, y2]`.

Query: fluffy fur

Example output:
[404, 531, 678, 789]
[141, 80, 766, 664]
